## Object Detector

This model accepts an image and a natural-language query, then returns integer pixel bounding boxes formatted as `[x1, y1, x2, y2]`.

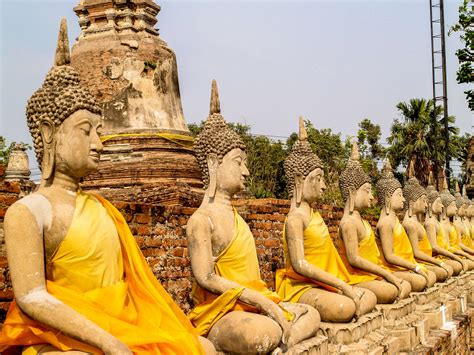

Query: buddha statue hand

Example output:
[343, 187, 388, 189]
[261, 299, 292, 344]
[341, 284, 362, 320]
[414, 265, 429, 289]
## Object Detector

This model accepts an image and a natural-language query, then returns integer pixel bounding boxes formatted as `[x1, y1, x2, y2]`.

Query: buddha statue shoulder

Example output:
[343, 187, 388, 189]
[401, 161, 450, 283]
[424, 172, 464, 275]
[439, 178, 474, 269]
[275, 119, 377, 323]
[186, 83, 320, 354]
[0, 19, 212, 355]
[375, 160, 430, 292]
[338, 144, 411, 303]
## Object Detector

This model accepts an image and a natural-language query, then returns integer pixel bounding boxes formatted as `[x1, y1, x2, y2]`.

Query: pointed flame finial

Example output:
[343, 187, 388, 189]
[455, 180, 460, 194]
[298, 116, 308, 141]
[407, 157, 416, 179]
[54, 18, 71, 66]
[462, 184, 467, 197]
[209, 79, 221, 116]
[442, 175, 449, 190]
[428, 170, 435, 187]
[351, 140, 360, 161]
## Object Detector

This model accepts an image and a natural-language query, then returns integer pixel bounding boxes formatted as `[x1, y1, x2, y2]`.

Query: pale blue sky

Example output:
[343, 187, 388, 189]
[0, 0, 472, 178]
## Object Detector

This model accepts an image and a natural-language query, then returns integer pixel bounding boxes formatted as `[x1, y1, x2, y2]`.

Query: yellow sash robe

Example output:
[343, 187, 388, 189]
[383, 218, 426, 273]
[448, 224, 461, 252]
[0, 192, 203, 354]
[188, 209, 288, 336]
[461, 221, 473, 249]
[356, 220, 390, 271]
[275, 210, 377, 303]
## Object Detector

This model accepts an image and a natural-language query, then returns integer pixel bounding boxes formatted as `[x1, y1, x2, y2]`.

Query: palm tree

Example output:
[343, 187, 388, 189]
[387, 98, 460, 187]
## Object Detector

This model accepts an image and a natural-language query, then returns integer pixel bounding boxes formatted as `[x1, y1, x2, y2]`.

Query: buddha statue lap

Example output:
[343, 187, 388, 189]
[186, 83, 320, 354]
[424, 172, 465, 275]
[375, 161, 433, 292]
[338, 143, 411, 304]
[0, 20, 212, 355]
[275, 119, 377, 323]
[402, 163, 452, 283]
[439, 179, 474, 269]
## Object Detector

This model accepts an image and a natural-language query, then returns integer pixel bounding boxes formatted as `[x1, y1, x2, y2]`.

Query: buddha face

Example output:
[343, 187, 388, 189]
[468, 204, 474, 218]
[431, 197, 443, 215]
[457, 204, 466, 218]
[446, 201, 457, 217]
[354, 182, 373, 210]
[390, 187, 405, 212]
[301, 168, 326, 203]
[413, 194, 427, 214]
[54, 109, 103, 180]
[216, 148, 249, 196]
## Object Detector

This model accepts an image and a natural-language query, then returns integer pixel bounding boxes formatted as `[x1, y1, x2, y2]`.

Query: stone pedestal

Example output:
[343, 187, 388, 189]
[284, 335, 329, 355]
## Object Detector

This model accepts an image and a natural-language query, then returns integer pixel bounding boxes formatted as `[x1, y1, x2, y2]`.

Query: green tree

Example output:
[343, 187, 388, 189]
[449, 0, 473, 111]
[387, 98, 461, 187]
[357, 118, 385, 183]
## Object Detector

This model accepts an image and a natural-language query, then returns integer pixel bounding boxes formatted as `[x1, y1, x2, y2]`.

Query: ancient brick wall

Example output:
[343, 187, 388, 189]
[0, 166, 378, 317]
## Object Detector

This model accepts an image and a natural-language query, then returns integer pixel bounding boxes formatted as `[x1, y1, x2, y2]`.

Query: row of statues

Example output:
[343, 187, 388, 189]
[1, 19, 473, 354]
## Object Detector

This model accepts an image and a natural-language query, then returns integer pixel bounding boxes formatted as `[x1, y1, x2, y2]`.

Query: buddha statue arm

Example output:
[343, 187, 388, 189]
[454, 222, 474, 254]
[286, 217, 362, 314]
[404, 222, 444, 267]
[425, 221, 462, 262]
[186, 214, 291, 341]
[340, 221, 402, 289]
[378, 222, 422, 272]
[4, 202, 132, 355]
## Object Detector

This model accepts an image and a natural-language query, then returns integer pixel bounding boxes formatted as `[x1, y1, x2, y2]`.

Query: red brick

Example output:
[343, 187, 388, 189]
[263, 239, 279, 247]
[137, 226, 151, 235]
[0, 182, 20, 194]
[0, 290, 13, 300]
[113, 201, 129, 210]
[181, 207, 196, 215]
[0, 257, 8, 268]
[142, 248, 166, 257]
[135, 213, 151, 224]
[0, 195, 18, 206]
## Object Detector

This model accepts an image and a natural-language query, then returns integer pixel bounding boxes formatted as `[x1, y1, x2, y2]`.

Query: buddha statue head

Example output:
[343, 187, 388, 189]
[339, 141, 372, 214]
[376, 159, 404, 215]
[27, 19, 102, 186]
[426, 171, 442, 217]
[284, 117, 325, 205]
[402, 159, 427, 217]
[439, 176, 457, 218]
[194, 80, 247, 198]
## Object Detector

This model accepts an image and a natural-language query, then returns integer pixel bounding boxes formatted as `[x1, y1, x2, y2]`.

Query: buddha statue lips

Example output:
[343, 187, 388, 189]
[187, 84, 320, 354]
[0, 19, 207, 355]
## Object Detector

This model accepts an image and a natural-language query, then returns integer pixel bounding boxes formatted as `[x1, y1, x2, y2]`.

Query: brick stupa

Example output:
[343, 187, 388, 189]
[72, 0, 203, 204]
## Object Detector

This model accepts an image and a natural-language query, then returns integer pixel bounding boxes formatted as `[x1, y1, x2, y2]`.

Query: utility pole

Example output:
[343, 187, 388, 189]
[429, 0, 450, 187]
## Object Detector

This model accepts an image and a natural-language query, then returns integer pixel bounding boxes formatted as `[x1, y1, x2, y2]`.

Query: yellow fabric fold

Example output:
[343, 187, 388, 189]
[276, 210, 378, 303]
[357, 220, 390, 270]
[0, 192, 203, 354]
[461, 221, 473, 249]
[100, 132, 194, 148]
[436, 222, 449, 250]
[189, 209, 291, 336]
[448, 224, 461, 252]
[418, 230, 433, 257]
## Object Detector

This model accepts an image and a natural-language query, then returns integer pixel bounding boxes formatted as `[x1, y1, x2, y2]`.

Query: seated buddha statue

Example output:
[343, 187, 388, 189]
[0, 20, 212, 354]
[465, 197, 474, 247]
[338, 144, 411, 304]
[275, 119, 377, 323]
[375, 160, 434, 292]
[453, 184, 474, 255]
[424, 172, 465, 275]
[439, 179, 474, 268]
[186, 83, 320, 354]
[402, 163, 451, 282]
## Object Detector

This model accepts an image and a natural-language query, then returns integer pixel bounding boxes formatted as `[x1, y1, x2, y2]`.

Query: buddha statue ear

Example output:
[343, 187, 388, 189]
[407, 200, 413, 218]
[348, 187, 356, 214]
[384, 192, 392, 216]
[207, 153, 219, 199]
[428, 202, 433, 218]
[40, 119, 56, 183]
[295, 173, 303, 206]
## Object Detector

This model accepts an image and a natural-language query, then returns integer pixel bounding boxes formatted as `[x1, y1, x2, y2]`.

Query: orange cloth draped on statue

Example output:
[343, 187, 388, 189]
[448, 224, 461, 252]
[383, 218, 426, 273]
[275, 210, 378, 302]
[0, 191, 203, 354]
[188, 209, 291, 337]
[461, 221, 473, 249]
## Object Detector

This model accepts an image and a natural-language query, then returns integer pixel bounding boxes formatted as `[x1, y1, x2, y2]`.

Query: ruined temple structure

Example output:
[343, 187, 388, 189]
[72, 0, 203, 204]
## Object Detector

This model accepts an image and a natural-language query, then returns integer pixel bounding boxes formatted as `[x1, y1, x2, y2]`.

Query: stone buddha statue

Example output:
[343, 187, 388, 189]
[187, 83, 319, 354]
[275, 119, 377, 323]
[439, 178, 474, 268]
[0, 19, 212, 355]
[424, 171, 465, 275]
[375, 160, 432, 292]
[453, 183, 474, 255]
[401, 162, 451, 282]
[465, 196, 474, 246]
[338, 143, 411, 303]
